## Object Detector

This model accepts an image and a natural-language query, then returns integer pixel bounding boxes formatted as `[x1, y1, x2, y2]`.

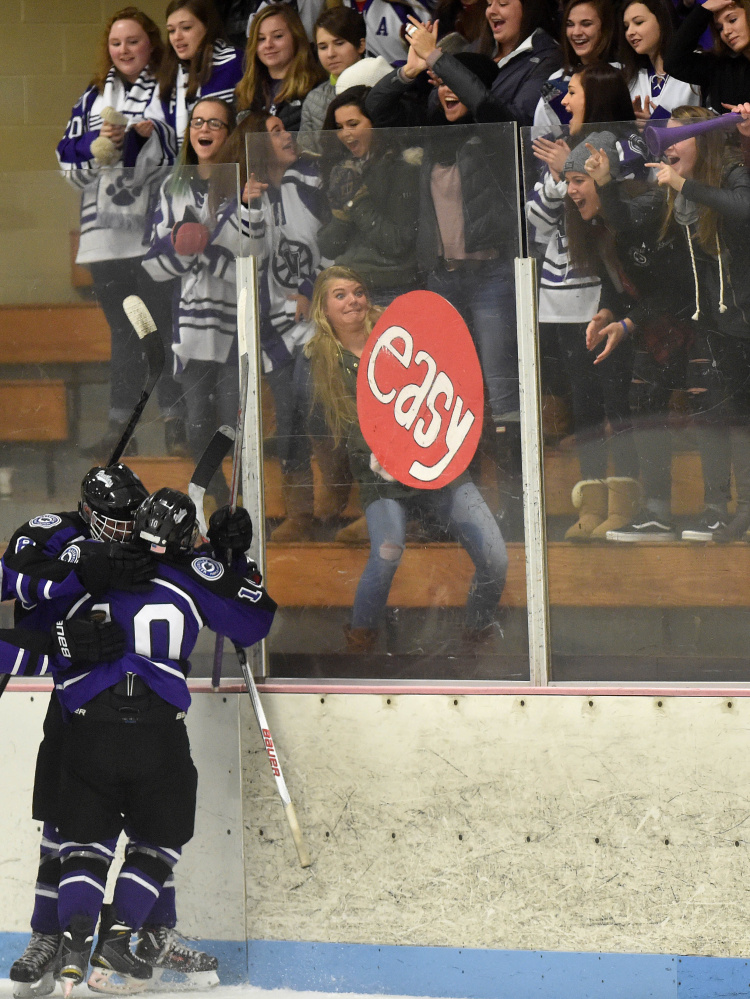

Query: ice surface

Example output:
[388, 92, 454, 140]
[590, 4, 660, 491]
[0, 984, 465, 999]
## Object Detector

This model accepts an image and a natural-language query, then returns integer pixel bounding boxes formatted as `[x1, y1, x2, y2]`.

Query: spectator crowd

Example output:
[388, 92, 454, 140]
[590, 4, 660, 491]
[56, 0, 750, 645]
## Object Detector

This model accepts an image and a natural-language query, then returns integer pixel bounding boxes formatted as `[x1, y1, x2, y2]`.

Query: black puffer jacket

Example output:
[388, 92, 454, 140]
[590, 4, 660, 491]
[366, 70, 516, 273]
[431, 28, 562, 126]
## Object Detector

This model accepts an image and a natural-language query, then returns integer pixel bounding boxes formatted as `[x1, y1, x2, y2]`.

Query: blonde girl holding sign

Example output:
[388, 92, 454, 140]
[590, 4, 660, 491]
[304, 266, 508, 653]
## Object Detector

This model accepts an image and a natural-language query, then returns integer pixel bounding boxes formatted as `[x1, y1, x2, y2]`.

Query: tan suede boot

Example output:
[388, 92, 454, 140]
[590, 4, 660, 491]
[313, 439, 353, 522]
[270, 470, 315, 542]
[335, 515, 370, 544]
[564, 479, 608, 541]
[590, 477, 641, 538]
[343, 625, 378, 652]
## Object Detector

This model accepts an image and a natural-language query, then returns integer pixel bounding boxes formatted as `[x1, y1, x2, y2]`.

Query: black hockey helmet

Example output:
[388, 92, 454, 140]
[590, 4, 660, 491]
[134, 488, 198, 554]
[80, 464, 149, 542]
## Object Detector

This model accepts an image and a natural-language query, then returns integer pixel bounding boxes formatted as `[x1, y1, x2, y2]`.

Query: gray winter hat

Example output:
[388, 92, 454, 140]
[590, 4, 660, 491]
[563, 130, 620, 178]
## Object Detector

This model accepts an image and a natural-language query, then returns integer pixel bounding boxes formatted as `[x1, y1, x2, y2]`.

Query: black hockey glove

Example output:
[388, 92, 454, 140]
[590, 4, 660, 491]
[75, 543, 156, 598]
[51, 615, 126, 664]
[327, 161, 363, 211]
[208, 505, 253, 560]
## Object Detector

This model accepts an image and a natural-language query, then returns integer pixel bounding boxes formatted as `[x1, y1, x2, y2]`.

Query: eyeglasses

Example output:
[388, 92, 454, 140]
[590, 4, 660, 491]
[189, 117, 229, 131]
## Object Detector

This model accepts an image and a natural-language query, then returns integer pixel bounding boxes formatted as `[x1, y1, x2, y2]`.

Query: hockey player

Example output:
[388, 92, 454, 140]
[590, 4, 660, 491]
[3, 468, 247, 995]
[6, 488, 275, 997]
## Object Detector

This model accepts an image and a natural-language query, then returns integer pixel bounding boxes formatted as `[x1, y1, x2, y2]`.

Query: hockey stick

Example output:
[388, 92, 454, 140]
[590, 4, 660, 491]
[234, 641, 311, 868]
[188, 415, 312, 868]
[210, 352, 249, 689]
[188, 425, 236, 539]
[0, 673, 9, 698]
[107, 296, 166, 466]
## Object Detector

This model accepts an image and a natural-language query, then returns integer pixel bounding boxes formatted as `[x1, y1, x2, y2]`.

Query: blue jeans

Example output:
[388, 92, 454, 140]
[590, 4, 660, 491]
[427, 259, 518, 424]
[351, 481, 508, 632]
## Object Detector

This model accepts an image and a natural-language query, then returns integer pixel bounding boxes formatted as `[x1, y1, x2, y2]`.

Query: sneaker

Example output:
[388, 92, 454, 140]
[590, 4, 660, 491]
[607, 514, 676, 543]
[10, 932, 62, 999]
[135, 925, 219, 989]
[59, 917, 94, 998]
[681, 510, 728, 542]
[87, 906, 151, 995]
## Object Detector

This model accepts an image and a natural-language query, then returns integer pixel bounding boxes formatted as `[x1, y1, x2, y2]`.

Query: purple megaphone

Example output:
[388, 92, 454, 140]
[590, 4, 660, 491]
[644, 112, 743, 158]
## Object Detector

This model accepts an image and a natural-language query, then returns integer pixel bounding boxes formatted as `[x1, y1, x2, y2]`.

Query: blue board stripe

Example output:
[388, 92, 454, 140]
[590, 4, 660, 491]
[3, 933, 750, 997]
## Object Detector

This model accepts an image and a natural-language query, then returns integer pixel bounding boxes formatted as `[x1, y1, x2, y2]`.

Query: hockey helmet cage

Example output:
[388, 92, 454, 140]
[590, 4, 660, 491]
[80, 464, 149, 543]
[134, 488, 199, 554]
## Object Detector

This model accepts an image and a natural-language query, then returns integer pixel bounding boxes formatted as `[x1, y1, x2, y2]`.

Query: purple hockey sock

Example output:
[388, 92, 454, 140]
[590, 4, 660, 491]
[30, 824, 61, 934]
[111, 864, 165, 931]
[58, 839, 115, 932]
[144, 876, 177, 929]
[57, 863, 107, 932]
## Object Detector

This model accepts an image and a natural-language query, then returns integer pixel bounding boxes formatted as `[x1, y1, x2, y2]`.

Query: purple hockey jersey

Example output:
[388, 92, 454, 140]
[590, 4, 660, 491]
[2, 539, 276, 713]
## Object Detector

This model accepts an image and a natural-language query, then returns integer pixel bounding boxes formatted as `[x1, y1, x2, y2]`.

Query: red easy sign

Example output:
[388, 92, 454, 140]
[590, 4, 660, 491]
[357, 290, 484, 490]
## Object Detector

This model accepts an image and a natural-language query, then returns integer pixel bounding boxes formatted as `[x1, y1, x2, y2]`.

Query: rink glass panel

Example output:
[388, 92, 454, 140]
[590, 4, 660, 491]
[0, 164, 242, 680]
[245, 123, 528, 681]
[520, 118, 750, 683]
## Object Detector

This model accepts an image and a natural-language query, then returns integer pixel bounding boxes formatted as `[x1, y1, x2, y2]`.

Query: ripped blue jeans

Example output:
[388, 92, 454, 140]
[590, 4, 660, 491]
[351, 481, 508, 632]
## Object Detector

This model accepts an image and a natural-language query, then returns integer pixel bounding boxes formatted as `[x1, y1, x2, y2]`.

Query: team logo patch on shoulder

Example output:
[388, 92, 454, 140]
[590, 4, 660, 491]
[60, 544, 81, 564]
[192, 556, 224, 580]
[15, 536, 34, 553]
[29, 514, 62, 529]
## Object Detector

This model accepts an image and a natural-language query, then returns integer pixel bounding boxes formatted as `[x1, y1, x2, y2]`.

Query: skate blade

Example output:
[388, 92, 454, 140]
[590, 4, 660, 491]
[12, 973, 56, 999]
[86, 969, 148, 996]
[146, 969, 220, 991]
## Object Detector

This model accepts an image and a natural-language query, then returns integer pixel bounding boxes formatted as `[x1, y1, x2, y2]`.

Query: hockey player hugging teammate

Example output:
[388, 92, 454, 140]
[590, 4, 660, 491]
[2, 467, 236, 994]
[0, 485, 276, 995]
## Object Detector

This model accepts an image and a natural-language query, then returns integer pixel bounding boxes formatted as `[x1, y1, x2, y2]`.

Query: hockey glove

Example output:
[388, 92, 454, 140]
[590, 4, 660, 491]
[208, 505, 253, 559]
[326, 161, 363, 211]
[51, 615, 126, 663]
[171, 221, 210, 256]
[75, 543, 156, 598]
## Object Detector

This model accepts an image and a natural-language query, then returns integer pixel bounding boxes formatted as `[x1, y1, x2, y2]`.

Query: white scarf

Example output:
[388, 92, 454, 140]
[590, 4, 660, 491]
[94, 69, 164, 231]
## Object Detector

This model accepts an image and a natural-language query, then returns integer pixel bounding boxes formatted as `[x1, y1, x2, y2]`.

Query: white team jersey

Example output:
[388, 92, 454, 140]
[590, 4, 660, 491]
[628, 67, 701, 117]
[363, 0, 432, 66]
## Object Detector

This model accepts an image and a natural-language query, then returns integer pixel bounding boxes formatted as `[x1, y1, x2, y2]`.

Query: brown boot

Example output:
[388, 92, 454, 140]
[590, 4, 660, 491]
[564, 479, 607, 541]
[270, 470, 315, 542]
[313, 439, 353, 522]
[343, 625, 378, 653]
[335, 515, 370, 545]
[590, 477, 641, 538]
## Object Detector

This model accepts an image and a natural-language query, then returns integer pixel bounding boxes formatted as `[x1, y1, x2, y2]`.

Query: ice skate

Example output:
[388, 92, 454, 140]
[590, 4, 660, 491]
[87, 906, 152, 995]
[135, 925, 220, 990]
[59, 917, 94, 998]
[10, 931, 62, 999]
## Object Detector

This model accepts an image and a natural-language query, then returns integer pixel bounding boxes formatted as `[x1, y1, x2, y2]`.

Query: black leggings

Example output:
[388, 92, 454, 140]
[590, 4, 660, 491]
[551, 322, 639, 481]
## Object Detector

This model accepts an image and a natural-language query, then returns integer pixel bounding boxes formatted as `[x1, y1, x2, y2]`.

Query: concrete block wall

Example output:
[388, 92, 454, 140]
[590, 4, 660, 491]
[0, 0, 169, 303]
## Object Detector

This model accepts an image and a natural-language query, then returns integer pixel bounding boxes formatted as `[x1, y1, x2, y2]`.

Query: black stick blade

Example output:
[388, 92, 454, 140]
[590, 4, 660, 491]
[191, 425, 235, 490]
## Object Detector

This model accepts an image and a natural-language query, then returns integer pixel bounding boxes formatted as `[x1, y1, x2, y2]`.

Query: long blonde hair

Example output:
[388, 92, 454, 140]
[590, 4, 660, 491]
[660, 106, 741, 254]
[235, 5, 325, 113]
[306, 266, 381, 445]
